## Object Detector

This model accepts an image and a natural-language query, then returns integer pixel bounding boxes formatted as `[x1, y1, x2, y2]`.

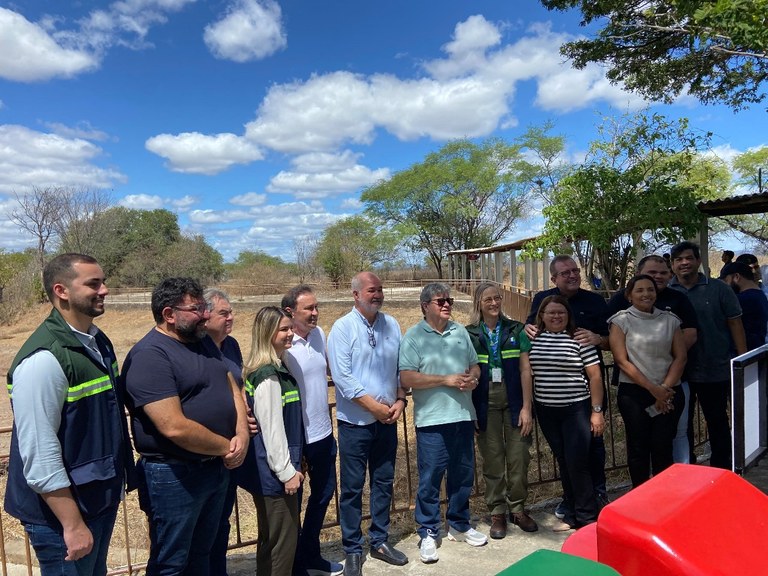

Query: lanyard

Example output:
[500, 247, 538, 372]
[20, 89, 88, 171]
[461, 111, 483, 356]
[482, 321, 502, 370]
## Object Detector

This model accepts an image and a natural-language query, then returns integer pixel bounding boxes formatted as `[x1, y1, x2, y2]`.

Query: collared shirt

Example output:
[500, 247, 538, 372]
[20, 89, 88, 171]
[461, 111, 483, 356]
[11, 323, 107, 493]
[327, 308, 401, 426]
[399, 319, 479, 427]
[669, 273, 742, 382]
[282, 327, 333, 443]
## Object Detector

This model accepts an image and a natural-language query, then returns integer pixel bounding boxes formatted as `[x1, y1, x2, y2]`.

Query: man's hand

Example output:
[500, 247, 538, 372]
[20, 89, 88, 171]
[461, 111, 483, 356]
[574, 328, 602, 347]
[456, 372, 478, 393]
[223, 433, 248, 469]
[246, 408, 259, 436]
[384, 400, 405, 424]
[63, 521, 93, 561]
[524, 323, 538, 340]
[370, 400, 393, 423]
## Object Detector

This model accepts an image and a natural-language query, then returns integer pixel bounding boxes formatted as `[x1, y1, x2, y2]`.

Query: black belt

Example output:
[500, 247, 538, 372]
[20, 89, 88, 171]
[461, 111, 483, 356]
[141, 455, 219, 465]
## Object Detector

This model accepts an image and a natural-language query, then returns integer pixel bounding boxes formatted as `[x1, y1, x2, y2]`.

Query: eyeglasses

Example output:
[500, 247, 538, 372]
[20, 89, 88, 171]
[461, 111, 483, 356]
[481, 295, 502, 304]
[431, 297, 455, 307]
[554, 268, 580, 278]
[367, 325, 376, 348]
[172, 304, 208, 316]
[542, 310, 567, 316]
[215, 309, 233, 318]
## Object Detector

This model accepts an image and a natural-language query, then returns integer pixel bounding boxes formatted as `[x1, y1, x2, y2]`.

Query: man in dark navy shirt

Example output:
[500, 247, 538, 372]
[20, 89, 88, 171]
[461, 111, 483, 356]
[525, 255, 609, 518]
[123, 278, 249, 576]
[720, 261, 768, 351]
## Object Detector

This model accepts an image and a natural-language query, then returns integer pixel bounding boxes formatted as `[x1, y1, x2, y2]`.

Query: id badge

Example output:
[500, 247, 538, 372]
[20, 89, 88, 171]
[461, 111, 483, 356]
[491, 367, 502, 383]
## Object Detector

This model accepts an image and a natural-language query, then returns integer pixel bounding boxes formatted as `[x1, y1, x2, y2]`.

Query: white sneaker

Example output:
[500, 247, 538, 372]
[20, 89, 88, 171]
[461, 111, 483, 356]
[419, 535, 439, 563]
[447, 526, 488, 547]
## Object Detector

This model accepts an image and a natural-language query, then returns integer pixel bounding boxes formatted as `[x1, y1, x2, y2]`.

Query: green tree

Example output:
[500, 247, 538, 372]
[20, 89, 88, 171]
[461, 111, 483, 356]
[541, 0, 768, 109]
[516, 122, 573, 206]
[534, 111, 714, 289]
[717, 146, 768, 247]
[363, 138, 530, 277]
[315, 215, 399, 287]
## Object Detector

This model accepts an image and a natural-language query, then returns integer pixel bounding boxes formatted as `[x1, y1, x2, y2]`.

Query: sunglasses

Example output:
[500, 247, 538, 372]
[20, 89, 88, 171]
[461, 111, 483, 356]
[431, 297, 454, 307]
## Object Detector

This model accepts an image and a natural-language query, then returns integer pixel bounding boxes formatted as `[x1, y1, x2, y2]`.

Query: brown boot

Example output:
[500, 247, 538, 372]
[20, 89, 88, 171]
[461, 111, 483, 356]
[510, 511, 539, 533]
[490, 514, 507, 539]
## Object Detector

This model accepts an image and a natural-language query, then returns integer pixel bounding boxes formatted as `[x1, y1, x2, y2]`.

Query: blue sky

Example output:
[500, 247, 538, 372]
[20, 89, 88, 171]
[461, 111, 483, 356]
[0, 0, 765, 262]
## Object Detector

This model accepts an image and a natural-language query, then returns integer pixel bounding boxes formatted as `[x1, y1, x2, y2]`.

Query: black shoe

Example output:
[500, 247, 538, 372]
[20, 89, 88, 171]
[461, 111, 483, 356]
[370, 542, 408, 566]
[343, 553, 362, 576]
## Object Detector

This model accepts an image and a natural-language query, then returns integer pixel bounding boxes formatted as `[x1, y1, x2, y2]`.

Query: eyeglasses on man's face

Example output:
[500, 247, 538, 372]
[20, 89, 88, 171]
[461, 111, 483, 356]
[554, 267, 580, 279]
[172, 303, 208, 316]
[431, 297, 454, 308]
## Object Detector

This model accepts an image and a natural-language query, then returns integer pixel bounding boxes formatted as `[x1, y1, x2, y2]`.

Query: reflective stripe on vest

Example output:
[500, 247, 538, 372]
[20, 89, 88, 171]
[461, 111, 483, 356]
[476, 354, 489, 364]
[283, 389, 300, 406]
[501, 350, 520, 359]
[7, 361, 118, 401]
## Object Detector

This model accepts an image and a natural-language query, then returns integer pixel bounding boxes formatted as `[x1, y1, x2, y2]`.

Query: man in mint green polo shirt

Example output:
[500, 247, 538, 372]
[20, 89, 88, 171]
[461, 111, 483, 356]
[399, 283, 485, 564]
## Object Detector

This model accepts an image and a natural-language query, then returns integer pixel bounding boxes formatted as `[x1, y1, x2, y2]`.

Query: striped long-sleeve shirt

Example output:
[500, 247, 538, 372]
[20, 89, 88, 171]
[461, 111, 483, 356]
[529, 331, 599, 406]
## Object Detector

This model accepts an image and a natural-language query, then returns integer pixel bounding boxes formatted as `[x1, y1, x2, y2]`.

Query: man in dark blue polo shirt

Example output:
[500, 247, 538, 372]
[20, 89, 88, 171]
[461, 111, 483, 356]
[525, 255, 609, 519]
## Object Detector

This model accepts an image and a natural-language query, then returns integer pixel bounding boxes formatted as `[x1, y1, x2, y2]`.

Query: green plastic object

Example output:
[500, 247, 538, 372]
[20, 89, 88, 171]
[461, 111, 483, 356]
[497, 549, 622, 575]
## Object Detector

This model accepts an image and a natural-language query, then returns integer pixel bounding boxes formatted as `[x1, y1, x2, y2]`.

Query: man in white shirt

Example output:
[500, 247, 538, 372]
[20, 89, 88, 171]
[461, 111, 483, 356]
[282, 285, 343, 576]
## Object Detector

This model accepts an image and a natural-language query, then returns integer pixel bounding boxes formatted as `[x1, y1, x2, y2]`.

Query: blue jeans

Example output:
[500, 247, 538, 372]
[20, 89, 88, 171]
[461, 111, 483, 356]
[25, 506, 119, 576]
[415, 421, 475, 539]
[210, 473, 239, 576]
[137, 457, 229, 576]
[535, 400, 597, 527]
[295, 433, 338, 571]
[338, 420, 397, 554]
[673, 381, 691, 463]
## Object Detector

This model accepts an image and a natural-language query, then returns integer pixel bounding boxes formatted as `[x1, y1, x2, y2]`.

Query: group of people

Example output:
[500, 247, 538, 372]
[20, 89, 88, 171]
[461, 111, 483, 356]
[4, 243, 762, 576]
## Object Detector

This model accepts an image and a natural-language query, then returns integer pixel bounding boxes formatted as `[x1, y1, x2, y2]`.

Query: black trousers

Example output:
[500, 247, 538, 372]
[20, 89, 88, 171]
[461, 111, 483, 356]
[618, 383, 683, 488]
[686, 380, 732, 469]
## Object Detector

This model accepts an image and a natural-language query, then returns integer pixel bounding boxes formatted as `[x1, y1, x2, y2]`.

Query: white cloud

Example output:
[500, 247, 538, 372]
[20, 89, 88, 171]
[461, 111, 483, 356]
[230, 192, 268, 206]
[188, 208, 253, 224]
[170, 195, 198, 212]
[204, 0, 286, 62]
[119, 194, 164, 209]
[145, 132, 264, 174]
[266, 150, 389, 199]
[0, 1, 197, 82]
[340, 198, 363, 210]
[0, 8, 98, 81]
[41, 121, 111, 142]
[0, 124, 126, 195]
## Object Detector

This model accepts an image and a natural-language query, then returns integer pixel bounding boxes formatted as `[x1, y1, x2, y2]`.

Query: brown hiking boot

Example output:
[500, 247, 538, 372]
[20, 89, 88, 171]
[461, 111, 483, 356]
[510, 511, 539, 533]
[490, 514, 507, 539]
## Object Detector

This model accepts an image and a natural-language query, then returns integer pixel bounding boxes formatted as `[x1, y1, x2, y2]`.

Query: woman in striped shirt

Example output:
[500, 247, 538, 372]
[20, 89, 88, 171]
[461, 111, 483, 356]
[521, 295, 604, 530]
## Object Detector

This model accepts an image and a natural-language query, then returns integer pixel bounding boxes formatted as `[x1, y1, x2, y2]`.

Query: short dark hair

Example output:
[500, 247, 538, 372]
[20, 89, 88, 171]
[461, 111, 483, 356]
[151, 277, 204, 324]
[723, 250, 735, 260]
[535, 294, 576, 336]
[637, 254, 669, 273]
[624, 274, 658, 301]
[670, 241, 700, 260]
[43, 253, 99, 301]
[281, 284, 315, 311]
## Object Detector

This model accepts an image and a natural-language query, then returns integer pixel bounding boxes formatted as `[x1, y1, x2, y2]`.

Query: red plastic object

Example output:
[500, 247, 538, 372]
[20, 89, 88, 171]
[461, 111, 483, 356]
[561, 522, 598, 561]
[596, 464, 768, 576]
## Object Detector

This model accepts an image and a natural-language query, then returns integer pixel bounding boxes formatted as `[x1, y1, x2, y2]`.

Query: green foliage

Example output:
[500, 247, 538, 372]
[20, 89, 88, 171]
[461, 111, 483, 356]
[534, 111, 714, 288]
[541, 0, 768, 109]
[315, 215, 399, 286]
[363, 138, 530, 277]
[0, 250, 40, 321]
[515, 122, 573, 205]
[717, 146, 768, 248]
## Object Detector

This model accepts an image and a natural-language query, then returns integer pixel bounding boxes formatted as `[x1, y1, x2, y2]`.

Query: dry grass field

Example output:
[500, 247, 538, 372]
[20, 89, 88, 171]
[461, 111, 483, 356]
[0, 287, 481, 569]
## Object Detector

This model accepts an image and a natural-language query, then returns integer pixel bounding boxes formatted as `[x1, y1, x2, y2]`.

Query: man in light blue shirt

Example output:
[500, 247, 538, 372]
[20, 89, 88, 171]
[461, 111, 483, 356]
[328, 272, 408, 576]
[399, 282, 484, 564]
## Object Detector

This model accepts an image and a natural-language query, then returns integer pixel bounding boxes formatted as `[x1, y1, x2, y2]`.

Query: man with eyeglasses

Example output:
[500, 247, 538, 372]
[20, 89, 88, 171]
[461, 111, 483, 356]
[122, 277, 250, 575]
[399, 283, 485, 564]
[282, 285, 343, 576]
[327, 272, 408, 576]
[525, 255, 610, 520]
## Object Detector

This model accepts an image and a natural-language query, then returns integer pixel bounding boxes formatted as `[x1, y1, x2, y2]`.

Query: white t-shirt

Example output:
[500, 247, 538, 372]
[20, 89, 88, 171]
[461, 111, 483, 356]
[282, 326, 333, 444]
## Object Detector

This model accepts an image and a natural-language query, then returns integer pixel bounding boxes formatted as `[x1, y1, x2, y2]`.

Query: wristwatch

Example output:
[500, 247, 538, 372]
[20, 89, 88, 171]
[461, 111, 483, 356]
[592, 405, 603, 413]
